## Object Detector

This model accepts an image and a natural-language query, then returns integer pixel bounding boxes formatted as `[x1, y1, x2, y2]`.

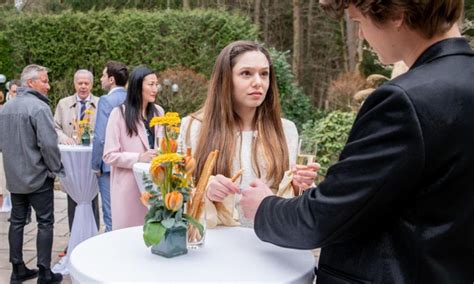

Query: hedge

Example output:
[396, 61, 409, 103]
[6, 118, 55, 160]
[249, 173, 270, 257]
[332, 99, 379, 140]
[0, 9, 258, 109]
[0, 9, 315, 129]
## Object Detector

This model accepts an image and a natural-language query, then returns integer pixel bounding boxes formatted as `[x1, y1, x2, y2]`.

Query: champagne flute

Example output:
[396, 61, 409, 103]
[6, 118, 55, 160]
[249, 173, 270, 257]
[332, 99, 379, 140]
[296, 138, 318, 195]
[89, 128, 95, 142]
[72, 129, 78, 145]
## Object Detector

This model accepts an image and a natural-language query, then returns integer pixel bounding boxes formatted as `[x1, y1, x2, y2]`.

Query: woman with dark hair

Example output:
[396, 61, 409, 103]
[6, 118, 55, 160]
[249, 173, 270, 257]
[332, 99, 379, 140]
[242, 0, 474, 282]
[104, 66, 164, 230]
[180, 41, 318, 227]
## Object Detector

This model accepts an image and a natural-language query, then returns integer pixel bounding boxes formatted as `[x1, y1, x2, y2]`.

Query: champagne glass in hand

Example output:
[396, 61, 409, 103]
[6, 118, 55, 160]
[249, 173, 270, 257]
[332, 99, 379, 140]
[89, 128, 95, 142]
[72, 129, 79, 145]
[296, 138, 318, 195]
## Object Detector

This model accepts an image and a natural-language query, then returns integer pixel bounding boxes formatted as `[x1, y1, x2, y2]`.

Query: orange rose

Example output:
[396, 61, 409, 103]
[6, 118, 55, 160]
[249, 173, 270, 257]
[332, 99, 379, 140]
[140, 191, 153, 206]
[161, 138, 177, 153]
[150, 163, 165, 184]
[164, 191, 183, 212]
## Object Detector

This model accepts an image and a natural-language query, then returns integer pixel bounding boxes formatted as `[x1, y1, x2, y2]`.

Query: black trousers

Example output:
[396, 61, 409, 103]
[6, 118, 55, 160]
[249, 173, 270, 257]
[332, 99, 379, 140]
[67, 194, 100, 231]
[9, 177, 54, 269]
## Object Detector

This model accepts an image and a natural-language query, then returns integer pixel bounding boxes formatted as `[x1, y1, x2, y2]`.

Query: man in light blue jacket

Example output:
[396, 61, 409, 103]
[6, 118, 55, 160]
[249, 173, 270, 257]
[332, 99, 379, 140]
[91, 61, 128, 232]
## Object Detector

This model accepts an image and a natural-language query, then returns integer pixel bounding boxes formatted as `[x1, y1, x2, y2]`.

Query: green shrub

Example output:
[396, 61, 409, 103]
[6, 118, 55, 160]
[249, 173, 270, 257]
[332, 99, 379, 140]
[270, 48, 314, 130]
[300, 110, 356, 176]
[0, 32, 14, 82]
[156, 67, 208, 117]
[0, 9, 257, 110]
[359, 45, 391, 78]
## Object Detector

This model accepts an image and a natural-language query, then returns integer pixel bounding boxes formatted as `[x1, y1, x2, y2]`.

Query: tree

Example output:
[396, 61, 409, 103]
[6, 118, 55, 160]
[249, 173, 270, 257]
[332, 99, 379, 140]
[254, 0, 261, 29]
[183, 0, 190, 9]
[292, 0, 301, 83]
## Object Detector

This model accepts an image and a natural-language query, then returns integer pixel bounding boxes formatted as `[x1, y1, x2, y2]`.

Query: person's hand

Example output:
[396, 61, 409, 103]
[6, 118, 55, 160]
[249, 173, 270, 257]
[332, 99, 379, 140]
[291, 162, 320, 194]
[63, 137, 77, 145]
[138, 150, 157, 162]
[240, 179, 273, 220]
[206, 174, 240, 202]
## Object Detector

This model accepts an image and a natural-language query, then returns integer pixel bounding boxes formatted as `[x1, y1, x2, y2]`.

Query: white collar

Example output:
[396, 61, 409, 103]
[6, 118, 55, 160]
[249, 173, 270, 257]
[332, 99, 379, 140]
[76, 94, 91, 102]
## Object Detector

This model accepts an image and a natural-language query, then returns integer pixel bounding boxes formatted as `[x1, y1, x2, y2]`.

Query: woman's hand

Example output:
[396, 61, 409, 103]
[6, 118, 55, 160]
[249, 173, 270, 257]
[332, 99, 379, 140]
[291, 162, 320, 194]
[138, 150, 157, 162]
[206, 174, 240, 202]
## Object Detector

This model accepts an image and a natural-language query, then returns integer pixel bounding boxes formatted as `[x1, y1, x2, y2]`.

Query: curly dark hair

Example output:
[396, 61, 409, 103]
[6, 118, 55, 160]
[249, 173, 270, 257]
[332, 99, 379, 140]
[319, 0, 463, 38]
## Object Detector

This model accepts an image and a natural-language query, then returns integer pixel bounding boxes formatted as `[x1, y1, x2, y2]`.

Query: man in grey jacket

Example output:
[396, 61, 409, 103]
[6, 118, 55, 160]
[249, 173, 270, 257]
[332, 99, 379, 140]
[0, 64, 63, 284]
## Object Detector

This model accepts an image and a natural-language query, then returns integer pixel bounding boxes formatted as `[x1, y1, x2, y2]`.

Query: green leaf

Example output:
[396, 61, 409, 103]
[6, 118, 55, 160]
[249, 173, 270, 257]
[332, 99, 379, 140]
[161, 218, 176, 229]
[143, 222, 167, 247]
[175, 208, 183, 222]
[174, 220, 187, 228]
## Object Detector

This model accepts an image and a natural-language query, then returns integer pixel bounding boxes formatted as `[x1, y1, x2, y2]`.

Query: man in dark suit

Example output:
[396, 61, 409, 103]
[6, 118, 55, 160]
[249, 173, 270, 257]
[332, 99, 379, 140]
[240, 0, 474, 283]
[91, 61, 129, 232]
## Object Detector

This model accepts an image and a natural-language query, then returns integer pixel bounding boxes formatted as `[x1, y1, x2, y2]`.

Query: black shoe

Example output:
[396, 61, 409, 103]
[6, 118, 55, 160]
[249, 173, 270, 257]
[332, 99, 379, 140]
[10, 262, 39, 284]
[37, 266, 62, 284]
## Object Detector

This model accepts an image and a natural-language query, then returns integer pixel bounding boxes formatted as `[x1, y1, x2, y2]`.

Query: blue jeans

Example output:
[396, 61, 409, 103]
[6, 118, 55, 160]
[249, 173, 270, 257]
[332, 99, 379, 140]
[97, 173, 112, 232]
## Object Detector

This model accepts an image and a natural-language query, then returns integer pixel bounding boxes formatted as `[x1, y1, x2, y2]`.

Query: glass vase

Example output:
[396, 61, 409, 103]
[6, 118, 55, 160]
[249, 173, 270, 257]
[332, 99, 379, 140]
[187, 199, 206, 249]
[151, 226, 188, 258]
[81, 129, 91, 146]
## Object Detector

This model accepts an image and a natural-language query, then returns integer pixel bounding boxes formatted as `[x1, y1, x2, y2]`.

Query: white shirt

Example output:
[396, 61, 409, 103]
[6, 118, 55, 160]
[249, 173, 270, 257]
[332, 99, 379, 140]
[76, 94, 92, 119]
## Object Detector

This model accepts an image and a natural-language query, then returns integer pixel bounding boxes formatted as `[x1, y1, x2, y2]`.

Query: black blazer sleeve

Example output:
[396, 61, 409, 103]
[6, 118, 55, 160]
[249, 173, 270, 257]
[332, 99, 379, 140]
[254, 84, 425, 249]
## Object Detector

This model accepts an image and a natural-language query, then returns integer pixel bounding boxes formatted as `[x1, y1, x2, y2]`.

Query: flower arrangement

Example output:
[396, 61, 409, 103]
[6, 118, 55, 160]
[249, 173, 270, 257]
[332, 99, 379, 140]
[140, 112, 203, 254]
[78, 109, 94, 145]
[72, 109, 94, 145]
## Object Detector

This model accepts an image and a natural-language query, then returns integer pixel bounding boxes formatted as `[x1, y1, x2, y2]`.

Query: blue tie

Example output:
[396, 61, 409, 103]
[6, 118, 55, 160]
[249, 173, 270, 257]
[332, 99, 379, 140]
[80, 101, 86, 120]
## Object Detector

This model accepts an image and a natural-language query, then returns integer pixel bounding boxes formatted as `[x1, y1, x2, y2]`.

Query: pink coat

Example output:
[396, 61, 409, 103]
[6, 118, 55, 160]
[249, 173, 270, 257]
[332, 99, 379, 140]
[103, 106, 164, 230]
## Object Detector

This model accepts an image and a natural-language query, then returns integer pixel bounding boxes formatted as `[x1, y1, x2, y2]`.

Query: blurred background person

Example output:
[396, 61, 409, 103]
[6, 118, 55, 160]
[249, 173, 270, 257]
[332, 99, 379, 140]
[103, 66, 164, 230]
[0, 64, 63, 283]
[6, 79, 21, 101]
[54, 69, 100, 257]
[92, 60, 129, 232]
[54, 69, 99, 145]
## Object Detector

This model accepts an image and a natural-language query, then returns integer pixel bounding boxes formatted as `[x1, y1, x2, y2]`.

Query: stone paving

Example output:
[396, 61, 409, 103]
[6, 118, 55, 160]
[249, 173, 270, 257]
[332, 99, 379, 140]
[0, 189, 73, 284]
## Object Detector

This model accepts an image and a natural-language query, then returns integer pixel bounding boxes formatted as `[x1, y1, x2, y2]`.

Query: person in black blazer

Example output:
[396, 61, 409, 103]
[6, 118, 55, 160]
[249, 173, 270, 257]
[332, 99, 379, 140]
[240, 0, 474, 283]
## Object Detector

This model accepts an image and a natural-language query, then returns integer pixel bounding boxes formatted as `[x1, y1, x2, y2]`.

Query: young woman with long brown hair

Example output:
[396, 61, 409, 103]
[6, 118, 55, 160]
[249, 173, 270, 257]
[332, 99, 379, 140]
[181, 40, 317, 227]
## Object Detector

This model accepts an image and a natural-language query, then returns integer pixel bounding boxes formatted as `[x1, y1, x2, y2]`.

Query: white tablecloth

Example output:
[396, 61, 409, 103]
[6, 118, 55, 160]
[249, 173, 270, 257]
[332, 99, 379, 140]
[132, 162, 152, 193]
[58, 145, 99, 256]
[69, 226, 315, 283]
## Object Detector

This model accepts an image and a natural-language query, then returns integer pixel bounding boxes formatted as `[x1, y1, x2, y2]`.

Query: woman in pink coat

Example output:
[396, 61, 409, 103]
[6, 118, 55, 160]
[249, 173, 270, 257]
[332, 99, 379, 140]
[104, 66, 164, 230]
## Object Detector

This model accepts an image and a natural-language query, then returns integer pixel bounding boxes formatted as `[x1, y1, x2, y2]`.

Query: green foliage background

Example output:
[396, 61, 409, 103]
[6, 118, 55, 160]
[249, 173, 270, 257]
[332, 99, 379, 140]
[0, 9, 257, 110]
[300, 111, 356, 176]
[0, 9, 314, 128]
[270, 49, 315, 128]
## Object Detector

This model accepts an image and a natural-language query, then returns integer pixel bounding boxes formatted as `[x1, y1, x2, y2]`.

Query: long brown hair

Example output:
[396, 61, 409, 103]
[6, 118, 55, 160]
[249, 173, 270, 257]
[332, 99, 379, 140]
[193, 40, 289, 190]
